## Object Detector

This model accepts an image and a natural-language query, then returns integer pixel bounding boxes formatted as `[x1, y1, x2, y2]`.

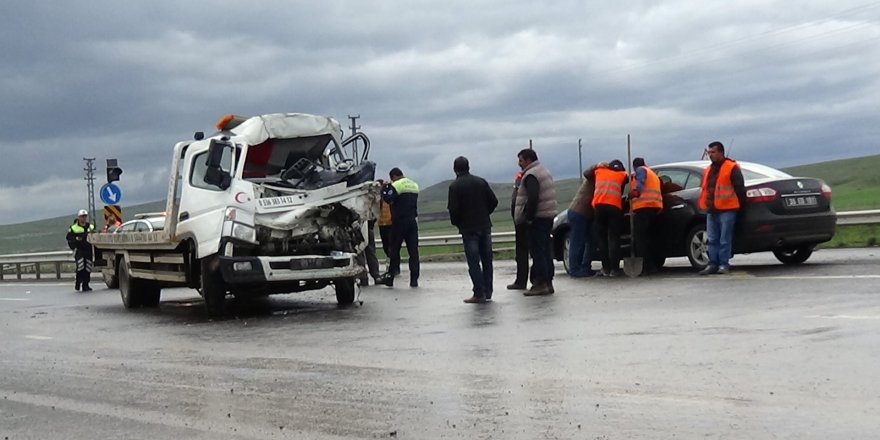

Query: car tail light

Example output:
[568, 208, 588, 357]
[746, 187, 778, 203]
[821, 182, 832, 200]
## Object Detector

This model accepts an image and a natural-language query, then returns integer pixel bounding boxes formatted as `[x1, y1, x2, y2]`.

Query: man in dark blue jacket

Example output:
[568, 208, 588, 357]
[377, 168, 420, 287]
[447, 157, 499, 303]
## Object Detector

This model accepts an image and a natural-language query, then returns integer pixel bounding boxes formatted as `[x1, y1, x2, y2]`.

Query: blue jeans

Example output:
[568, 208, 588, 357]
[462, 228, 494, 299]
[567, 210, 594, 277]
[707, 211, 737, 268]
[527, 218, 555, 285]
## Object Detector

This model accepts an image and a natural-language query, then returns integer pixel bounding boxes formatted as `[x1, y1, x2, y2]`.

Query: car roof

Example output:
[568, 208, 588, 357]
[654, 160, 793, 180]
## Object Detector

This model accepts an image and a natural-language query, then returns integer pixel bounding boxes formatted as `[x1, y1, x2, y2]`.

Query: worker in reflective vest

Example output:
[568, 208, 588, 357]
[629, 157, 664, 274]
[591, 160, 628, 277]
[377, 168, 420, 287]
[66, 209, 95, 292]
[698, 141, 746, 275]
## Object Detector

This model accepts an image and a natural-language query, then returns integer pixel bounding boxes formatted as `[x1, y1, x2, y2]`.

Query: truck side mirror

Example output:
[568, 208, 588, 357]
[204, 139, 232, 190]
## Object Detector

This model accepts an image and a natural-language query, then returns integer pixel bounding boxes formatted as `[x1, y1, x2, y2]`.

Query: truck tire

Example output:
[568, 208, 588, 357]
[201, 257, 227, 318]
[119, 259, 143, 309]
[685, 224, 710, 270]
[140, 281, 161, 308]
[103, 270, 119, 289]
[335, 278, 356, 306]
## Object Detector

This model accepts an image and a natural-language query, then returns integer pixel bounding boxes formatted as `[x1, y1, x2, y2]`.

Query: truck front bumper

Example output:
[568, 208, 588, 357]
[218, 253, 364, 284]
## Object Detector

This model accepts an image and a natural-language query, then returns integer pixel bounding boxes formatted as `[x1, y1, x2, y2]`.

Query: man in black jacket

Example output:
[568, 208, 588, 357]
[447, 157, 499, 303]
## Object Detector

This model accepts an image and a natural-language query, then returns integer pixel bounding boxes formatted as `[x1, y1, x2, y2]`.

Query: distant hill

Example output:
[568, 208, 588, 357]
[0, 200, 166, 254]
[2, 154, 877, 254]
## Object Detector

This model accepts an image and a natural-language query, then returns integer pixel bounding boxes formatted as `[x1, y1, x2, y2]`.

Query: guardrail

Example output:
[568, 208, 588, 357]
[2, 210, 877, 281]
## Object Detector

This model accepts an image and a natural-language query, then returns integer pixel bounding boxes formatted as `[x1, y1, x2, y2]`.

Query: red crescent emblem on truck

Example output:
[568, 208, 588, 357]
[234, 192, 250, 204]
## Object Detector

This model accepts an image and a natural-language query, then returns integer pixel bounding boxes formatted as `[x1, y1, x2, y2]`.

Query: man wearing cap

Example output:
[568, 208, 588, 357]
[590, 160, 628, 277]
[66, 210, 95, 291]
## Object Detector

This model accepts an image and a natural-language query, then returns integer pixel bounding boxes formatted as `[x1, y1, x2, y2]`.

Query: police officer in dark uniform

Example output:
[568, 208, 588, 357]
[377, 168, 420, 287]
[66, 209, 95, 291]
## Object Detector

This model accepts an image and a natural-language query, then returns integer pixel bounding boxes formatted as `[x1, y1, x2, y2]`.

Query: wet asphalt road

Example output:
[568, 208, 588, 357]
[1, 248, 879, 439]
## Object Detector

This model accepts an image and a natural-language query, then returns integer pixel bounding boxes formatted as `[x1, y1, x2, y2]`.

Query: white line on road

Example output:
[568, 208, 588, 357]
[0, 297, 30, 301]
[24, 335, 53, 340]
[806, 315, 880, 320]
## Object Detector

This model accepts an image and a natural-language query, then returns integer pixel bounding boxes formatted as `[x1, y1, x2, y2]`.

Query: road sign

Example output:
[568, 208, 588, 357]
[99, 183, 122, 205]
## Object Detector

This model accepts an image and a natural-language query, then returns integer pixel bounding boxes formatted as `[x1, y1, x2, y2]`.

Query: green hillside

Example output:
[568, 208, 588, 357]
[0, 200, 166, 254]
[2, 154, 877, 254]
[781, 154, 880, 211]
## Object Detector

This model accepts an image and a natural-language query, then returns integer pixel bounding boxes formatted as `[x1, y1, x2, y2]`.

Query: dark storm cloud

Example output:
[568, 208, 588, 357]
[1, 0, 878, 224]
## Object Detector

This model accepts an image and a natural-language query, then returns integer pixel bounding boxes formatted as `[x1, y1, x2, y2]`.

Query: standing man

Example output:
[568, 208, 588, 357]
[698, 141, 746, 275]
[66, 209, 95, 292]
[506, 170, 531, 290]
[629, 157, 664, 274]
[448, 157, 499, 304]
[378, 168, 420, 287]
[591, 160, 628, 277]
[567, 165, 599, 277]
[513, 149, 558, 296]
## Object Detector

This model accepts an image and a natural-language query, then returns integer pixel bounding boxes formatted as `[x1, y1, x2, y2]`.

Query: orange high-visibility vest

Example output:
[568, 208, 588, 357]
[699, 160, 741, 211]
[377, 201, 392, 226]
[631, 166, 663, 211]
[592, 168, 627, 209]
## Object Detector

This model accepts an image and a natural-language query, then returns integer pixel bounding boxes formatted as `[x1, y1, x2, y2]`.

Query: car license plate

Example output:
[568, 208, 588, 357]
[784, 195, 818, 208]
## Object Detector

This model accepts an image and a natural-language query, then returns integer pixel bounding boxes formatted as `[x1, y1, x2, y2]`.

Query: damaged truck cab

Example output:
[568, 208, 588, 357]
[91, 113, 380, 317]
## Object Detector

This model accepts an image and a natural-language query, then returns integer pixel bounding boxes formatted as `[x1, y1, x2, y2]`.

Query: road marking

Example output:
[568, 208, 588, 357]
[761, 275, 880, 280]
[0, 283, 70, 287]
[806, 315, 880, 320]
[664, 274, 880, 281]
[0, 297, 30, 301]
[24, 335, 53, 340]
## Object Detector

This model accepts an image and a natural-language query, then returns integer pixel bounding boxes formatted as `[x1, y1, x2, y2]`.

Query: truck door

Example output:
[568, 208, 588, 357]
[176, 142, 237, 258]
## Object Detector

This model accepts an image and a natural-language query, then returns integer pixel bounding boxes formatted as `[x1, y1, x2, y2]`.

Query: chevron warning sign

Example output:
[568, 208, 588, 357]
[103, 205, 122, 230]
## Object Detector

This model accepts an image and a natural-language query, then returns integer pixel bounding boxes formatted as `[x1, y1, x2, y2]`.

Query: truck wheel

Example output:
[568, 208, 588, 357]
[773, 245, 814, 265]
[685, 224, 709, 270]
[201, 257, 227, 318]
[335, 278, 356, 306]
[140, 281, 161, 308]
[103, 270, 119, 289]
[119, 260, 142, 309]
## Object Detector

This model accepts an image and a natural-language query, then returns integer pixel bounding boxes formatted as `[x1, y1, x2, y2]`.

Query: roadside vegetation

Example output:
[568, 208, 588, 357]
[1, 155, 878, 255]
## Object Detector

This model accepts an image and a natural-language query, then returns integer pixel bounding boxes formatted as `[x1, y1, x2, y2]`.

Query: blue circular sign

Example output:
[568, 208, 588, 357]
[100, 183, 123, 205]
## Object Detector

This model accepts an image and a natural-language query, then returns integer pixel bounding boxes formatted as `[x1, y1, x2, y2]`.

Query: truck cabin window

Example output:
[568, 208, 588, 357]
[191, 147, 235, 191]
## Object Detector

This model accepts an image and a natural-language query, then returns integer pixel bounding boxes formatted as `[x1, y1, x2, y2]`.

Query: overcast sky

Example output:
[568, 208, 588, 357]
[1, 0, 878, 226]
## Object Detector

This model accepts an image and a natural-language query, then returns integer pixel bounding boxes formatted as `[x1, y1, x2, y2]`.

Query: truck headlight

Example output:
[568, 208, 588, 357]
[230, 222, 256, 244]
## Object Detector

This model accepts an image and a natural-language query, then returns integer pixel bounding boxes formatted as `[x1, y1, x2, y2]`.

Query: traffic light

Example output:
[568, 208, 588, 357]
[106, 158, 123, 183]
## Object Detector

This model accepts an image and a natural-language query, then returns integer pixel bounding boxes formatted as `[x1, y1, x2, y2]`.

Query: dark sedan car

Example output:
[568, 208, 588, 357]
[552, 160, 836, 271]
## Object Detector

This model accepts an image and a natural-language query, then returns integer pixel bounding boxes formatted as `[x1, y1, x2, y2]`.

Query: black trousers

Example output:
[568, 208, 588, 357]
[593, 204, 623, 273]
[388, 218, 419, 282]
[513, 223, 532, 285]
[633, 208, 662, 270]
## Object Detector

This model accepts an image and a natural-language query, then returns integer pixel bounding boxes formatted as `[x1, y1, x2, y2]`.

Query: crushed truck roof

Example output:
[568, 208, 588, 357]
[227, 113, 344, 146]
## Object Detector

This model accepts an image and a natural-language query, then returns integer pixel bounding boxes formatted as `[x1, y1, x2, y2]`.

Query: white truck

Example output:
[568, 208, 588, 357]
[90, 113, 381, 317]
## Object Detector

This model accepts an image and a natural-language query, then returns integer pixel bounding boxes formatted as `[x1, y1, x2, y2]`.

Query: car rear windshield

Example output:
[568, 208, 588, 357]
[740, 163, 792, 181]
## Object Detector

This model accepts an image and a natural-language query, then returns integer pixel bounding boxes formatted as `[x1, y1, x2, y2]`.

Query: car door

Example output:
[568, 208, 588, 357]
[175, 143, 237, 258]
[654, 167, 703, 257]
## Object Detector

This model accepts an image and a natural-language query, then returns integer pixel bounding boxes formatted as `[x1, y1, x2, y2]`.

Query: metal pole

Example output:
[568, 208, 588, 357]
[83, 158, 96, 222]
[348, 114, 360, 164]
[529, 139, 533, 150]
[578, 139, 583, 183]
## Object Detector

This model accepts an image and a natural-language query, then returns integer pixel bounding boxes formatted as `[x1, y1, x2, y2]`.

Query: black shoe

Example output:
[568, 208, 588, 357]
[523, 284, 552, 296]
[75, 283, 81, 292]
[410, 280, 418, 288]
[82, 286, 93, 292]
[698, 266, 719, 276]
[506, 282, 527, 290]
[376, 274, 394, 287]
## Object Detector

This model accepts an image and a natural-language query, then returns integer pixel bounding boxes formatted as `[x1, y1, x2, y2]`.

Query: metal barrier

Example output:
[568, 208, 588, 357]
[2, 210, 877, 280]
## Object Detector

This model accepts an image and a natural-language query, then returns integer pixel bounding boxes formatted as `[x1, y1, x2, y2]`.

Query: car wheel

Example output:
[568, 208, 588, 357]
[561, 232, 571, 274]
[335, 278, 356, 306]
[773, 245, 814, 265]
[685, 224, 709, 270]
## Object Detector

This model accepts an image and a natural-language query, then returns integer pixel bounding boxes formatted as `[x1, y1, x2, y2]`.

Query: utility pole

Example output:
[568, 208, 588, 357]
[347, 114, 360, 164]
[578, 139, 583, 183]
[83, 158, 96, 222]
